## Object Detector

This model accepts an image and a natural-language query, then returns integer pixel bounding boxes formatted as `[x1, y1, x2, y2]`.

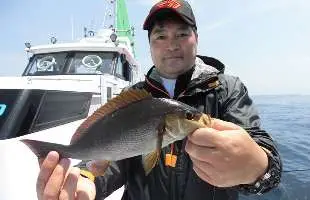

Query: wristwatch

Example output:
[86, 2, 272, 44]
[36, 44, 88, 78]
[238, 147, 281, 195]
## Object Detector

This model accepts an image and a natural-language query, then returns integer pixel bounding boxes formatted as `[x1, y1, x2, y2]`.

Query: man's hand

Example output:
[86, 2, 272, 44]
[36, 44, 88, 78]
[185, 118, 268, 187]
[37, 151, 97, 200]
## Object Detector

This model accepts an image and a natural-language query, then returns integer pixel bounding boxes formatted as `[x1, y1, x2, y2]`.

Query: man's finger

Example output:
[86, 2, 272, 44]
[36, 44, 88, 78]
[191, 157, 215, 172]
[187, 127, 221, 147]
[59, 167, 80, 200]
[210, 118, 241, 131]
[192, 158, 223, 187]
[36, 151, 60, 199]
[76, 177, 96, 200]
[185, 139, 220, 163]
[193, 165, 214, 185]
[43, 158, 71, 199]
[38, 158, 44, 167]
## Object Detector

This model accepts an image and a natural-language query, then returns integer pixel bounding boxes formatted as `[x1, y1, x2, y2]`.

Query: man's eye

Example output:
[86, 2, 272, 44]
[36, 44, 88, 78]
[177, 33, 189, 38]
[156, 35, 166, 40]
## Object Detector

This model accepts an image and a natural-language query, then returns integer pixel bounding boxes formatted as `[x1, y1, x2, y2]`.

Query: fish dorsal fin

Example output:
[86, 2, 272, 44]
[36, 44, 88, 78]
[70, 89, 151, 144]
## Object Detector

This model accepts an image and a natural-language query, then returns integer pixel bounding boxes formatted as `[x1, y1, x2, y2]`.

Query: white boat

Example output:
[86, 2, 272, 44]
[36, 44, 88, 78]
[0, 0, 139, 199]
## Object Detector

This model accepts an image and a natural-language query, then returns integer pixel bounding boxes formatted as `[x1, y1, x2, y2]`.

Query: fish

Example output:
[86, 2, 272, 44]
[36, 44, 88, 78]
[21, 89, 211, 174]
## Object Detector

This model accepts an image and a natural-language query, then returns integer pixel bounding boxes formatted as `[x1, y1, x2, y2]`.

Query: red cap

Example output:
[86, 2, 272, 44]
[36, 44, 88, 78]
[143, 0, 197, 31]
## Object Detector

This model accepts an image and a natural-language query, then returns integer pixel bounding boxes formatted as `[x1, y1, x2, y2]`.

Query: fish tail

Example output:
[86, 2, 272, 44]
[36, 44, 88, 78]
[20, 139, 71, 158]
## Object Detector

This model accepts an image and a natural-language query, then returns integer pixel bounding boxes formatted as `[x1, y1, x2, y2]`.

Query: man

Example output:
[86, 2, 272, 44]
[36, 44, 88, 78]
[36, 0, 282, 199]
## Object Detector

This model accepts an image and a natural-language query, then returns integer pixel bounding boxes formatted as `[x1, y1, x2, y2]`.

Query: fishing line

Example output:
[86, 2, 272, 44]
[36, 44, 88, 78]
[283, 169, 310, 173]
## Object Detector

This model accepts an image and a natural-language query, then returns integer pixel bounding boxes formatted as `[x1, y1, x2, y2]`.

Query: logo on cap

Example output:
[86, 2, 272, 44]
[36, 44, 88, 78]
[0, 104, 7, 116]
[157, 0, 181, 9]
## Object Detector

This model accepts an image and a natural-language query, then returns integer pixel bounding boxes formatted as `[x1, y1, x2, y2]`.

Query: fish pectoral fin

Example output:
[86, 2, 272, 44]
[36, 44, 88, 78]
[143, 150, 160, 175]
[157, 119, 165, 148]
[143, 120, 165, 175]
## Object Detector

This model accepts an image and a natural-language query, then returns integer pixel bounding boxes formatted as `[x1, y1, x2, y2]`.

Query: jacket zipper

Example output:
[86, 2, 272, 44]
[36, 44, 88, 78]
[145, 77, 170, 98]
[145, 77, 187, 200]
[145, 75, 219, 200]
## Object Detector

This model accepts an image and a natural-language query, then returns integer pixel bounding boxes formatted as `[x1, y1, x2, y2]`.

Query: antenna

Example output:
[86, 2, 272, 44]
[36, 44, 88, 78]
[102, 0, 110, 28]
[84, 27, 87, 38]
[102, 0, 115, 29]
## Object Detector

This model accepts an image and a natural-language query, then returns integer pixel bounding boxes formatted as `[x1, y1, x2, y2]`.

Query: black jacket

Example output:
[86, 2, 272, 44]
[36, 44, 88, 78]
[91, 55, 282, 200]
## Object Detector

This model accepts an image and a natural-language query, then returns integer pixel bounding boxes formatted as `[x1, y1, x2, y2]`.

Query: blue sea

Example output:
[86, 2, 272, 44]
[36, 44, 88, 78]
[240, 95, 310, 200]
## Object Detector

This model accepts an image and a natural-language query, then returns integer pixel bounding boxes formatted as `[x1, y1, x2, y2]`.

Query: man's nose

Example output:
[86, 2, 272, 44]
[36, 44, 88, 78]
[166, 38, 180, 51]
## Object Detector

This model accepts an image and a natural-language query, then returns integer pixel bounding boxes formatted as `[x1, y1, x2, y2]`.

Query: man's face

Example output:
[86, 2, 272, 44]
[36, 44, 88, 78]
[149, 18, 198, 79]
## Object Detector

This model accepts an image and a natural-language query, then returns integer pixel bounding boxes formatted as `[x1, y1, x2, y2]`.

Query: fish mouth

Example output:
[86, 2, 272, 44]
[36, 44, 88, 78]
[187, 113, 211, 128]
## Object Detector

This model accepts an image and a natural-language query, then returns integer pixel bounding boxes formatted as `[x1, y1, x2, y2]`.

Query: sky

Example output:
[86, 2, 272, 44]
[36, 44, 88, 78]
[0, 0, 309, 95]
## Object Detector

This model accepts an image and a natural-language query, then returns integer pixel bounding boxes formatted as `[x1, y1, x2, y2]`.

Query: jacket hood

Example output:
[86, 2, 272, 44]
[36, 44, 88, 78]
[196, 55, 225, 74]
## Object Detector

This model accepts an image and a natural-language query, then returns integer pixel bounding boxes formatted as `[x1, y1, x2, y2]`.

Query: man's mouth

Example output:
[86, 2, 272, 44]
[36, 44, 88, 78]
[164, 56, 183, 60]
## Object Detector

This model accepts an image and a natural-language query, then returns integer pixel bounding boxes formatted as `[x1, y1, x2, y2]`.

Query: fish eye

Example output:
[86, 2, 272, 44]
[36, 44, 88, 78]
[185, 111, 195, 120]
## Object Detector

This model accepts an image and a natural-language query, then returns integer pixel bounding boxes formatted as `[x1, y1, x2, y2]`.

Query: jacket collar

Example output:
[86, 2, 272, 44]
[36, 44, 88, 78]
[145, 55, 224, 97]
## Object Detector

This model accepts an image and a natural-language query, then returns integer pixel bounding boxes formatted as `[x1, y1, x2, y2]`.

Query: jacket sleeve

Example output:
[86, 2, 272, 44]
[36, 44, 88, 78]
[218, 74, 282, 194]
[75, 160, 127, 199]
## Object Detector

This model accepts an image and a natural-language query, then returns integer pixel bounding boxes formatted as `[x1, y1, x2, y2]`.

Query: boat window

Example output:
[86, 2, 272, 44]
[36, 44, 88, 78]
[130, 64, 138, 83]
[107, 87, 112, 100]
[0, 90, 92, 139]
[68, 52, 115, 74]
[31, 91, 92, 132]
[0, 89, 42, 139]
[115, 56, 125, 79]
[123, 61, 132, 82]
[0, 91, 18, 138]
[25, 53, 68, 76]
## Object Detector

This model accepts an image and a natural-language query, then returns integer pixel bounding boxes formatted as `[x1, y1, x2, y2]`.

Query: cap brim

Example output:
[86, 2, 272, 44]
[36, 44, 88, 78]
[143, 8, 194, 30]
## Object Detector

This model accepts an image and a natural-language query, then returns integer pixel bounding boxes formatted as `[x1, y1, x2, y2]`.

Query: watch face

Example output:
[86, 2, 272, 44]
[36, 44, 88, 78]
[262, 172, 271, 181]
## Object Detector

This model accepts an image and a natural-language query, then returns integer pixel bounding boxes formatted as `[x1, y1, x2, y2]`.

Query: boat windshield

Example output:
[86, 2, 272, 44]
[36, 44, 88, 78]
[67, 52, 115, 74]
[25, 52, 68, 76]
[24, 52, 116, 75]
